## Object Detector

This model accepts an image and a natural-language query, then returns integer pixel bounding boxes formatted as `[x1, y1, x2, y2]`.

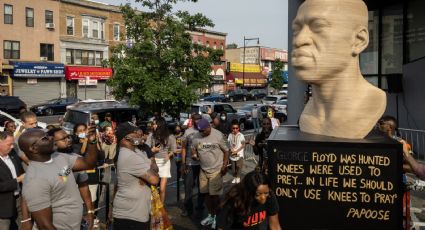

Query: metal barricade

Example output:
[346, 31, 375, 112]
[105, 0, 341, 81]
[244, 133, 257, 164]
[398, 128, 425, 162]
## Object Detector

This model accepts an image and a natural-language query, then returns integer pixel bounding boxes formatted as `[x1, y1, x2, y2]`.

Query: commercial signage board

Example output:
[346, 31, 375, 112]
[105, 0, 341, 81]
[12, 62, 64, 78]
[230, 63, 261, 73]
[65, 66, 112, 80]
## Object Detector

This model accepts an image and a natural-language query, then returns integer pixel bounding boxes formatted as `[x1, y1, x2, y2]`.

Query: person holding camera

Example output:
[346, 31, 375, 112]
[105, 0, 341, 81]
[250, 117, 273, 172]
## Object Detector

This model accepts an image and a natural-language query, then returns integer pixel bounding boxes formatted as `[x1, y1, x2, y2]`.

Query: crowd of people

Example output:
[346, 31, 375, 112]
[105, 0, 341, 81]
[1, 108, 424, 230]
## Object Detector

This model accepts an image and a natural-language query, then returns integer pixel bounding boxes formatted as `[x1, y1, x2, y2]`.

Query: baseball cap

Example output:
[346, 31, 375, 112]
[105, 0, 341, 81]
[196, 118, 210, 131]
[115, 122, 139, 143]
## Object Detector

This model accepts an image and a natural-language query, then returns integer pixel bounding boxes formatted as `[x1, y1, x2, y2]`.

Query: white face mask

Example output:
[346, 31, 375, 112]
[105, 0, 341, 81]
[94, 120, 99, 125]
[221, 116, 226, 121]
[78, 133, 86, 139]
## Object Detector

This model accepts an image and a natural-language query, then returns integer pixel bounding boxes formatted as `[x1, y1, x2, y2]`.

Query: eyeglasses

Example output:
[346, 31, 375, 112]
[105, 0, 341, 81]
[32, 135, 50, 147]
[54, 135, 71, 142]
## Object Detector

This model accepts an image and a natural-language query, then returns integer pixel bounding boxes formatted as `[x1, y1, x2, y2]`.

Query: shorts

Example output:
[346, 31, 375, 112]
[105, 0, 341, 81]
[155, 158, 171, 178]
[199, 169, 223, 196]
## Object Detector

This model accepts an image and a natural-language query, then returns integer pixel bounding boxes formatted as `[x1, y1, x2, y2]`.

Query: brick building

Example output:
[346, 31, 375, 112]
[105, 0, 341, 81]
[0, 0, 64, 105]
[188, 29, 227, 93]
[59, 0, 125, 100]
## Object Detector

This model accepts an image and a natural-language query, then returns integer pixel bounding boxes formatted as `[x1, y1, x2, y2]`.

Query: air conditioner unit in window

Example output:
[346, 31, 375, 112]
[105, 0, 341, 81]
[45, 23, 55, 29]
[40, 57, 48, 61]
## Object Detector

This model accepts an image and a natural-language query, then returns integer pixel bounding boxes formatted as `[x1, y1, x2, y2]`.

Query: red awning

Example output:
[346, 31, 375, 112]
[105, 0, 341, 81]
[65, 66, 112, 80]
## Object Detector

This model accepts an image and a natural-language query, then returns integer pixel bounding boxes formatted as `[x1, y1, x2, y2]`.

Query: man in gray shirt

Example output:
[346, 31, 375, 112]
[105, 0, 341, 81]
[180, 113, 204, 217]
[112, 122, 159, 230]
[18, 129, 99, 230]
[191, 119, 229, 229]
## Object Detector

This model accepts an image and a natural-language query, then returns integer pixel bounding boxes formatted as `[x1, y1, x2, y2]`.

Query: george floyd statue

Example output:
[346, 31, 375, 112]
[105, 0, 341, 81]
[291, 0, 386, 139]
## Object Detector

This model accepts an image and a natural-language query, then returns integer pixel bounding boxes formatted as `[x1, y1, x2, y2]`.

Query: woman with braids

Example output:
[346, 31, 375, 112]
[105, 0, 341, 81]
[147, 116, 177, 204]
[216, 170, 282, 230]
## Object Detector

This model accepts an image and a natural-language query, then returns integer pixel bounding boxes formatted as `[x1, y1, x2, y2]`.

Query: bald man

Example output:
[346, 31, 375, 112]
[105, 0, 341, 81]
[292, 0, 386, 139]
[18, 129, 99, 230]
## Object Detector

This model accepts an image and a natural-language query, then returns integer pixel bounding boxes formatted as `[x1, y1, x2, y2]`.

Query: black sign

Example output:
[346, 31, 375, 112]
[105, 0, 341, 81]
[267, 127, 403, 230]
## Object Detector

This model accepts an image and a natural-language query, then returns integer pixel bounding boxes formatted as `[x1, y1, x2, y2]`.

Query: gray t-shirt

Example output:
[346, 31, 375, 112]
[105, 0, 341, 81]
[182, 127, 200, 166]
[192, 128, 229, 173]
[113, 147, 152, 222]
[22, 152, 82, 230]
[146, 133, 177, 159]
[61, 152, 89, 184]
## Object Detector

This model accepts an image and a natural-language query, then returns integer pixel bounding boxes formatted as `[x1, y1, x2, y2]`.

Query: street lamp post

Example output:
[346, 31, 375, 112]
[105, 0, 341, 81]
[243, 36, 260, 88]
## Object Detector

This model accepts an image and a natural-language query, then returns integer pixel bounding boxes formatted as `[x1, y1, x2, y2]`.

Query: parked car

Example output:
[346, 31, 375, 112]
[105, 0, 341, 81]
[224, 89, 249, 102]
[238, 104, 287, 127]
[0, 110, 47, 134]
[61, 101, 139, 134]
[66, 99, 119, 110]
[199, 93, 226, 102]
[271, 99, 288, 115]
[0, 96, 26, 117]
[191, 102, 248, 130]
[261, 95, 287, 105]
[30, 97, 79, 116]
[248, 89, 267, 100]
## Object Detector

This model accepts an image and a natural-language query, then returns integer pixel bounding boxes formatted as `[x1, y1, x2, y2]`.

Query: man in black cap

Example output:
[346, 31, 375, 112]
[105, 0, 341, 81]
[112, 122, 159, 230]
[191, 118, 230, 229]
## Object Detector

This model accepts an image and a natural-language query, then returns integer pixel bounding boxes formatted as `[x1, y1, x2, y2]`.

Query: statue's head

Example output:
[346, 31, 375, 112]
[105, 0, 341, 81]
[291, 0, 369, 84]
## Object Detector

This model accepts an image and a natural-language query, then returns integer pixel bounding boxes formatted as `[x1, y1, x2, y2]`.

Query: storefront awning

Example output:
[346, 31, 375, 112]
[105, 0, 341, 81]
[12, 62, 64, 78]
[65, 66, 112, 80]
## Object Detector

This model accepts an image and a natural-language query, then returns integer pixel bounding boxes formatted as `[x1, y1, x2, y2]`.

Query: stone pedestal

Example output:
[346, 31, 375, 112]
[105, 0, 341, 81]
[267, 126, 403, 230]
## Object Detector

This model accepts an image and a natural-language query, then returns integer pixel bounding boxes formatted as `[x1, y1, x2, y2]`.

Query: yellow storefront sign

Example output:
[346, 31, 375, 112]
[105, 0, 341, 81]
[230, 63, 261, 73]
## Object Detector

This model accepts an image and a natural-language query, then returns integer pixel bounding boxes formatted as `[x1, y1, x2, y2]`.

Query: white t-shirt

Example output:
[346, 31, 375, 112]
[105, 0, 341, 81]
[227, 132, 245, 161]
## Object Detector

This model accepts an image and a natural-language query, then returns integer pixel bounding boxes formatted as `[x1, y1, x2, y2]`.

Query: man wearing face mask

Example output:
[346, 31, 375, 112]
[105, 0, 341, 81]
[216, 112, 230, 138]
[112, 122, 159, 230]
[47, 128, 95, 230]
[18, 128, 99, 230]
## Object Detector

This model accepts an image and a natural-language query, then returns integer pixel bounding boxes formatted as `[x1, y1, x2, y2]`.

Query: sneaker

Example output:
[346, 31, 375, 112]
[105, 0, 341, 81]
[211, 216, 217, 229]
[200, 214, 214, 226]
[231, 178, 237, 184]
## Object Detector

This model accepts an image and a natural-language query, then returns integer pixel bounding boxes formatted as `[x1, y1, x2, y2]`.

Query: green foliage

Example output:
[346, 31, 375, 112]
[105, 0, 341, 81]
[226, 43, 238, 49]
[269, 59, 284, 91]
[107, 0, 223, 115]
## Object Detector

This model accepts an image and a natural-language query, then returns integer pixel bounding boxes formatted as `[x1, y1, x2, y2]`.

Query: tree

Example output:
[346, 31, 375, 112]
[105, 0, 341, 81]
[269, 59, 284, 93]
[107, 0, 223, 116]
[226, 43, 238, 49]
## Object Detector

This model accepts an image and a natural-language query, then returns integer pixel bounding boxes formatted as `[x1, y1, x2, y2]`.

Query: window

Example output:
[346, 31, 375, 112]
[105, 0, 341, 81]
[4, 40, 20, 59]
[82, 19, 89, 37]
[26, 8, 34, 27]
[88, 51, 95, 65]
[66, 49, 73, 64]
[213, 42, 217, 49]
[100, 22, 104, 39]
[113, 24, 120, 41]
[66, 16, 74, 35]
[82, 51, 88, 65]
[75, 50, 82, 64]
[206, 41, 210, 48]
[45, 10, 53, 24]
[95, 51, 103, 66]
[4, 4, 13, 24]
[220, 43, 224, 50]
[92, 21, 99, 38]
[40, 44, 54, 61]
[407, 0, 425, 62]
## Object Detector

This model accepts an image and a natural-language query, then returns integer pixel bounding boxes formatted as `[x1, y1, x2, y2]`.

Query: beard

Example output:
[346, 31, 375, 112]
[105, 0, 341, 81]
[57, 146, 74, 154]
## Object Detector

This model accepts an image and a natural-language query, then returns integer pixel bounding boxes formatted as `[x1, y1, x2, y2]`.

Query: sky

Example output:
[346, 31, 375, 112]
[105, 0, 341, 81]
[95, 0, 288, 50]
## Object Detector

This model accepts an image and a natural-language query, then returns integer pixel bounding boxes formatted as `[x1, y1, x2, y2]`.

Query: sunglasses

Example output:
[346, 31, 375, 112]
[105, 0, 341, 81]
[32, 135, 50, 147]
[55, 135, 71, 142]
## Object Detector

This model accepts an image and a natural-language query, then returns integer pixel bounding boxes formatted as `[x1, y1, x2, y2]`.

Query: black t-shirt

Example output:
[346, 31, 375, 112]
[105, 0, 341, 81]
[216, 193, 279, 230]
[138, 143, 154, 159]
